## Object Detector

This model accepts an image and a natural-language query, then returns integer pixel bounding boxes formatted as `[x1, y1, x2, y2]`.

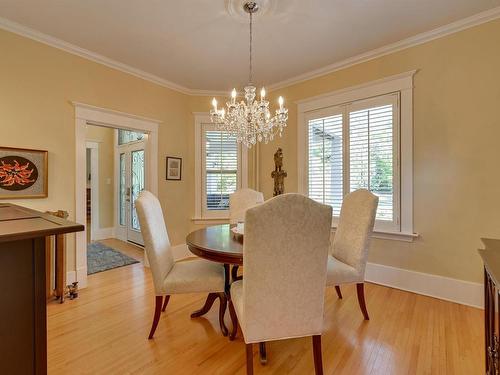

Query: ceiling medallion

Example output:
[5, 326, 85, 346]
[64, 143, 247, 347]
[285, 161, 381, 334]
[210, 1, 288, 148]
[225, 0, 275, 23]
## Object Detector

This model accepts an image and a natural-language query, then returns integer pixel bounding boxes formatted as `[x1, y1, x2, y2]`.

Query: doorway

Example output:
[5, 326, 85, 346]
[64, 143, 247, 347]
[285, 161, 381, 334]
[75, 102, 160, 288]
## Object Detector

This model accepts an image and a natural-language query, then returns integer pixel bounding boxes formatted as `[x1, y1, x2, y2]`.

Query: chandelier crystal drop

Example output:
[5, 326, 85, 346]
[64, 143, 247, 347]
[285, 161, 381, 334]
[210, 1, 288, 148]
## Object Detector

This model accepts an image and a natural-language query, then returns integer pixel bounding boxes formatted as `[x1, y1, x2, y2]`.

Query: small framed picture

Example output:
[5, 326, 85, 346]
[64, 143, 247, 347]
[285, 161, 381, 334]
[166, 157, 182, 181]
[0, 146, 48, 199]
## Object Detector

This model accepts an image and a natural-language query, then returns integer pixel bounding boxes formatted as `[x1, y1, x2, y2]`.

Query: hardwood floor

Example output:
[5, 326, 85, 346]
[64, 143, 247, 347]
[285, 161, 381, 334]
[97, 238, 145, 263]
[48, 241, 483, 374]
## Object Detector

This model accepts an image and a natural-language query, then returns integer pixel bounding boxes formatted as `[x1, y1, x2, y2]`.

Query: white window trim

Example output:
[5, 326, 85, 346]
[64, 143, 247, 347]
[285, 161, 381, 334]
[193, 113, 248, 223]
[297, 70, 417, 241]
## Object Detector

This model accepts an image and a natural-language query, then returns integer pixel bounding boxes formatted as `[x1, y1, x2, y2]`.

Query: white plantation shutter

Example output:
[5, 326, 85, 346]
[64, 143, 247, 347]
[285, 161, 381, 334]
[349, 95, 398, 226]
[202, 127, 240, 214]
[306, 93, 400, 231]
[308, 111, 343, 216]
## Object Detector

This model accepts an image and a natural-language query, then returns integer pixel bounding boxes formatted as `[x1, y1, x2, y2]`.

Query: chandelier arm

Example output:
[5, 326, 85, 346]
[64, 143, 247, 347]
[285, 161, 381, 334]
[209, 1, 288, 149]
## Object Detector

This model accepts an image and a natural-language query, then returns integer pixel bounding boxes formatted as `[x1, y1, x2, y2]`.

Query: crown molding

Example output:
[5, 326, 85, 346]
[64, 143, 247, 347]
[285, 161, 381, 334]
[268, 6, 500, 91]
[0, 16, 196, 94]
[1, 6, 500, 96]
[186, 88, 229, 97]
[0, 15, 228, 97]
[295, 70, 417, 107]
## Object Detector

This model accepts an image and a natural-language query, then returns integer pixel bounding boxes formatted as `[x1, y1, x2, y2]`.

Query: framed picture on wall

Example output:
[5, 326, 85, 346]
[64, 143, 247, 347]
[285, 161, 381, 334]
[0, 146, 48, 199]
[166, 157, 182, 181]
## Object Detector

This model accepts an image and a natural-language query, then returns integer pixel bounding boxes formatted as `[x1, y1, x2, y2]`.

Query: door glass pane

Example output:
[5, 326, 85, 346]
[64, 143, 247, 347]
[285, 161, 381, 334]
[119, 153, 126, 226]
[131, 150, 145, 230]
[118, 129, 144, 145]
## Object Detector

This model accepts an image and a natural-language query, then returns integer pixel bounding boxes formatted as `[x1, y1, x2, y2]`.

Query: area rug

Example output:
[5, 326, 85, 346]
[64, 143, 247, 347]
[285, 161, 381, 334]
[87, 242, 139, 275]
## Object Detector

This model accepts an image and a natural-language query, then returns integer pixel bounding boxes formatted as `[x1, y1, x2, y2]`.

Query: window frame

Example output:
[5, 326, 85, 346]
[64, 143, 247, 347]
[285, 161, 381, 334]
[194, 113, 248, 222]
[297, 71, 416, 241]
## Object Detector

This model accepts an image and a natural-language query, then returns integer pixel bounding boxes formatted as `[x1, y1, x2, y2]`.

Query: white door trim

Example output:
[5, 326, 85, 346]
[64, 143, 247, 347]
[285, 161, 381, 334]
[74, 102, 160, 288]
[85, 141, 99, 241]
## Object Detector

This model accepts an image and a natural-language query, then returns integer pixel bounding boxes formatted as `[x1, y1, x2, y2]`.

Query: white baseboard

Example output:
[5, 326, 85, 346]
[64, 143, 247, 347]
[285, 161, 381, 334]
[171, 244, 195, 261]
[140, 245, 193, 268]
[70, 246, 483, 307]
[67, 267, 88, 289]
[365, 262, 483, 309]
[76, 267, 88, 288]
[66, 270, 76, 285]
[92, 227, 115, 241]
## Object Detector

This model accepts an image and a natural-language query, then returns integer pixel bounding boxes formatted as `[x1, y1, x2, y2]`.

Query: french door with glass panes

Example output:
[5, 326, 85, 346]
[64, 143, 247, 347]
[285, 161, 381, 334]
[117, 141, 145, 245]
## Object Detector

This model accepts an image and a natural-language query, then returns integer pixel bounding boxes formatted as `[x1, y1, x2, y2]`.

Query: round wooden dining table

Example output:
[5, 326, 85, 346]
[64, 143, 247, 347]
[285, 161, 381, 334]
[186, 224, 268, 363]
[186, 224, 243, 266]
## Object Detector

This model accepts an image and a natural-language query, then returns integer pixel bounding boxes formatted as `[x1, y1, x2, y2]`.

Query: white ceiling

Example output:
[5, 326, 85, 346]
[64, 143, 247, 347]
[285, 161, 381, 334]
[0, 0, 499, 92]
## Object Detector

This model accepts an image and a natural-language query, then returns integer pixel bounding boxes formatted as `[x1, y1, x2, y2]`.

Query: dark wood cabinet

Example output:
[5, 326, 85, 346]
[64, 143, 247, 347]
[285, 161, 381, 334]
[0, 204, 84, 375]
[479, 238, 500, 375]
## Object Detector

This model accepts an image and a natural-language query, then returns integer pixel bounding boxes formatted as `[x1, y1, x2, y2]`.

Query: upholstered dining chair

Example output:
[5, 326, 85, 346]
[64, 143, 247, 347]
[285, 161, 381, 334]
[229, 188, 265, 281]
[228, 194, 332, 375]
[229, 188, 265, 225]
[136, 191, 227, 339]
[327, 189, 378, 320]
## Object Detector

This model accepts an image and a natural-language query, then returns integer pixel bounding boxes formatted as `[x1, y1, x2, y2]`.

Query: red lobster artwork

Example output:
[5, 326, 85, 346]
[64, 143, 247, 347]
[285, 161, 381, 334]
[0, 159, 36, 187]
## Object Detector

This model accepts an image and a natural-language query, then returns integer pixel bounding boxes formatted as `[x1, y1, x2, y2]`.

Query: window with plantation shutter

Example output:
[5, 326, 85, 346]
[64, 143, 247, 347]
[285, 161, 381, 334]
[299, 72, 415, 239]
[204, 130, 238, 212]
[194, 116, 247, 221]
[308, 111, 343, 216]
[349, 96, 398, 227]
[305, 93, 400, 232]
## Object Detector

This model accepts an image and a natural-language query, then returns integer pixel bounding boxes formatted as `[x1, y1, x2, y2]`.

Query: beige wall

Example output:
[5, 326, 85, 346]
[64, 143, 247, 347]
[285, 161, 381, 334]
[2, 18, 500, 284]
[0, 29, 192, 271]
[85, 125, 115, 229]
[191, 19, 500, 284]
[253, 19, 500, 284]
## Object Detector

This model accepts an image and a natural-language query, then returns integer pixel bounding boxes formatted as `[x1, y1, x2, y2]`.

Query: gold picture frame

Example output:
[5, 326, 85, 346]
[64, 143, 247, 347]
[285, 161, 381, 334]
[0, 146, 48, 199]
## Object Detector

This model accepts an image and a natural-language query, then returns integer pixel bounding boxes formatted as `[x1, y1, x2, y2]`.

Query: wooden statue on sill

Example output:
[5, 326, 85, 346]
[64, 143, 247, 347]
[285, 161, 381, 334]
[271, 147, 287, 196]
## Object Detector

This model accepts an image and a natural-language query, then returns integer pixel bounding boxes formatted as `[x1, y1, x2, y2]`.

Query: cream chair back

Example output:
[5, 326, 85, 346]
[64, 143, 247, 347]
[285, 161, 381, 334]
[242, 193, 332, 343]
[331, 189, 378, 275]
[229, 188, 264, 224]
[136, 191, 175, 295]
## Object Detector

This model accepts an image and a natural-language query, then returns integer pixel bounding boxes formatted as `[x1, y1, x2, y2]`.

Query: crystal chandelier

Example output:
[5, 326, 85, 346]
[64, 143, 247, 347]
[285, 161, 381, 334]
[210, 1, 288, 148]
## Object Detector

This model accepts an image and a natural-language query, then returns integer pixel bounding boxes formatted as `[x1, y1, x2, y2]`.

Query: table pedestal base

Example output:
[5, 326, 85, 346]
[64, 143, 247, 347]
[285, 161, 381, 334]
[191, 292, 228, 336]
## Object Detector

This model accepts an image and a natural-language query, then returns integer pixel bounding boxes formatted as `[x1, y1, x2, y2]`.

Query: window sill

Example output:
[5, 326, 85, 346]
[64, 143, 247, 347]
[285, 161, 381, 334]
[191, 217, 230, 225]
[331, 226, 419, 242]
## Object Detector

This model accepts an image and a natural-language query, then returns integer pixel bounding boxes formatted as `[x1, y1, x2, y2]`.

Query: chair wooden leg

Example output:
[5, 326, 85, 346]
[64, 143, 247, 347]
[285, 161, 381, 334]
[259, 342, 267, 364]
[148, 296, 163, 339]
[334, 285, 342, 299]
[161, 295, 170, 312]
[231, 265, 243, 281]
[312, 335, 323, 375]
[356, 283, 370, 320]
[228, 299, 238, 340]
[218, 293, 228, 336]
[191, 293, 218, 318]
[246, 343, 254, 375]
